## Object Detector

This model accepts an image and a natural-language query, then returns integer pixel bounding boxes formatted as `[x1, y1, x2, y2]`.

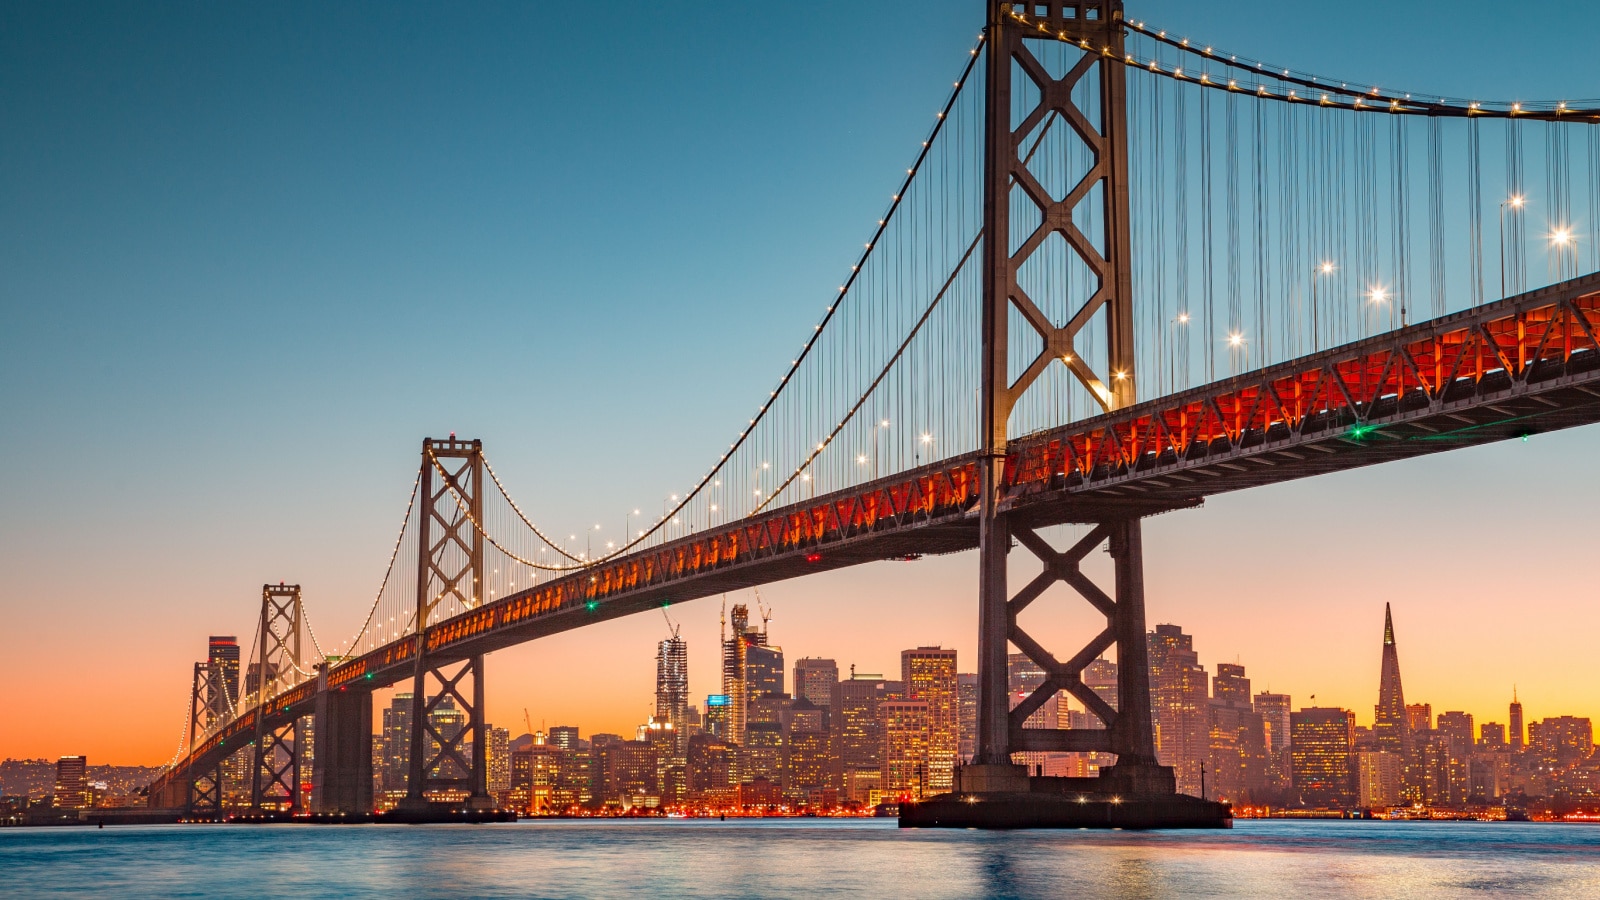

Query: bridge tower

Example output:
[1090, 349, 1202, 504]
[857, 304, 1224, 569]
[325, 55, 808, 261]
[249, 583, 306, 813]
[398, 436, 493, 814]
[928, 0, 1224, 826]
[183, 660, 225, 816]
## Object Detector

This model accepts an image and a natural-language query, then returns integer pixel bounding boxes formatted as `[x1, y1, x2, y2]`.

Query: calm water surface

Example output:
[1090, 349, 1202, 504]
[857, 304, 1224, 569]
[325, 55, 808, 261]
[3, 818, 1600, 898]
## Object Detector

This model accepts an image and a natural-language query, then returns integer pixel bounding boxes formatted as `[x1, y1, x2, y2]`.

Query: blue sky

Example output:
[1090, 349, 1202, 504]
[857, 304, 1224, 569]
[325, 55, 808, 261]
[4, 1, 1598, 759]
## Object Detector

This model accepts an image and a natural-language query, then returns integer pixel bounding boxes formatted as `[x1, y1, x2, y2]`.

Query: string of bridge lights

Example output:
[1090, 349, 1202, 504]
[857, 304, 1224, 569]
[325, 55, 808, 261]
[334, 470, 422, 657]
[1001, 9, 1600, 120]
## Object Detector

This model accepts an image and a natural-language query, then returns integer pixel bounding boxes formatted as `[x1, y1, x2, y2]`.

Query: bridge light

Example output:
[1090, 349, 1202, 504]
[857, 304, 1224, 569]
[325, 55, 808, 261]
[586, 600, 599, 613]
[1509, 194, 1525, 209]
[1319, 261, 1336, 275]
[1551, 227, 1574, 246]
[1177, 313, 1189, 324]
[1368, 287, 1389, 304]
[1228, 333, 1244, 347]
[921, 433, 933, 444]
[805, 553, 823, 563]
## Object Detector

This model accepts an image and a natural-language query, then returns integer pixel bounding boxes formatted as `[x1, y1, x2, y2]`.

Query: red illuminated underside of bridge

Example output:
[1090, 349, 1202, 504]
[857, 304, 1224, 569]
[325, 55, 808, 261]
[156, 274, 1600, 792]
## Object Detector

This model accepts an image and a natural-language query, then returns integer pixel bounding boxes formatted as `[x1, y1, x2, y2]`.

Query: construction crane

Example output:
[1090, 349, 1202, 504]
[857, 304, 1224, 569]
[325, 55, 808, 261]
[753, 587, 772, 635]
[662, 606, 680, 639]
[523, 708, 534, 739]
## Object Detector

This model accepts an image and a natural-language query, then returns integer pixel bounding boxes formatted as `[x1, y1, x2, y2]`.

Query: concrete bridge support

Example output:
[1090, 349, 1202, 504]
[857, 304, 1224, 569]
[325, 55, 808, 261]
[312, 683, 373, 816]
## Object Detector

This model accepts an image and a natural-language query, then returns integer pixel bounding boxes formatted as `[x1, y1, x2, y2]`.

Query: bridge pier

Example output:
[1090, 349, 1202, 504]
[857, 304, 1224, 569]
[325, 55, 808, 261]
[904, 0, 1225, 828]
[311, 677, 373, 819]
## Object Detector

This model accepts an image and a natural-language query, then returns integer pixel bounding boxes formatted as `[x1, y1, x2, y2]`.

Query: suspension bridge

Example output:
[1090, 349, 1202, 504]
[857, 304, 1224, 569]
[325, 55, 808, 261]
[147, 1, 1600, 828]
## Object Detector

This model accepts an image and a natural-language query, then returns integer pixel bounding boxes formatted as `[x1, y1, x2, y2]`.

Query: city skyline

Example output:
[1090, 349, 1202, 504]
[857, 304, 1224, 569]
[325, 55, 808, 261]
[5, 0, 1600, 771]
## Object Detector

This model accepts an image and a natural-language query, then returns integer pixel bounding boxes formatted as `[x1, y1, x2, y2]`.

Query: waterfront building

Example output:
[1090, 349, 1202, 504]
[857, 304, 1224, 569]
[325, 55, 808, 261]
[903, 647, 958, 793]
[1290, 708, 1356, 809]
[686, 734, 735, 801]
[53, 756, 87, 809]
[1148, 624, 1210, 796]
[880, 700, 931, 800]
[1357, 750, 1402, 808]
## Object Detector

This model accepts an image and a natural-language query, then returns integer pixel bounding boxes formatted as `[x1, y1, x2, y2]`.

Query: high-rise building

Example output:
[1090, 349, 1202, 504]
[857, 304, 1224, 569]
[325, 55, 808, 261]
[1254, 693, 1291, 754]
[1406, 703, 1433, 734]
[1007, 652, 1059, 775]
[705, 694, 731, 741]
[1148, 624, 1210, 796]
[1436, 712, 1475, 750]
[1084, 657, 1119, 714]
[793, 658, 839, 713]
[548, 726, 580, 751]
[1479, 722, 1507, 748]
[880, 700, 931, 800]
[785, 698, 832, 798]
[722, 603, 776, 745]
[903, 647, 957, 793]
[836, 672, 885, 795]
[686, 734, 736, 801]
[53, 756, 87, 809]
[487, 726, 511, 802]
[1290, 708, 1356, 809]
[1208, 664, 1269, 803]
[382, 692, 414, 792]
[957, 673, 979, 762]
[1372, 604, 1409, 758]
[1529, 716, 1594, 769]
[1357, 750, 1402, 808]
[207, 636, 240, 720]
[746, 644, 785, 701]
[428, 695, 466, 781]
[1509, 690, 1525, 751]
[656, 634, 688, 753]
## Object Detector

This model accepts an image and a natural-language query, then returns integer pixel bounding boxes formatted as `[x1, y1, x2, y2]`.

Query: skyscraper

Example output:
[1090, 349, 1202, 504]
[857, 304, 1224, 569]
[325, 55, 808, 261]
[880, 700, 931, 800]
[382, 692, 414, 792]
[957, 673, 979, 762]
[1372, 604, 1409, 758]
[1509, 690, 1524, 751]
[745, 644, 785, 700]
[1290, 707, 1356, 809]
[53, 756, 87, 809]
[656, 634, 688, 752]
[835, 672, 885, 801]
[793, 658, 839, 713]
[721, 603, 773, 745]
[1148, 624, 1210, 796]
[207, 636, 240, 720]
[1254, 692, 1291, 754]
[902, 647, 957, 793]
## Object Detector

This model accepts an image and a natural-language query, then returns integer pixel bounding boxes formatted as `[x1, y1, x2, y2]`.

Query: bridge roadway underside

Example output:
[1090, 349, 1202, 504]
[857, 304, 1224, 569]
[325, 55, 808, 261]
[160, 275, 1600, 797]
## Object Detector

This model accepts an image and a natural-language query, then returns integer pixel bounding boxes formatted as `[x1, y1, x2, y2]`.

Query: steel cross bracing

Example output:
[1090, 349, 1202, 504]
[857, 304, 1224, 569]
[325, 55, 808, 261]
[251, 584, 305, 811]
[403, 438, 490, 810]
[147, 273, 1600, 801]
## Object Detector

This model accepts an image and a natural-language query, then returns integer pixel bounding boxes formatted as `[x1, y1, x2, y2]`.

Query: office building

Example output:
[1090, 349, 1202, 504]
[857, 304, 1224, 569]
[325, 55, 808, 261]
[1357, 750, 1403, 808]
[880, 700, 931, 800]
[1372, 604, 1410, 759]
[1148, 624, 1211, 796]
[794, 658, 838, 714]
[1290, 707, 1356, 809]
[957, 673, 979, 762]
[53, 756, 87, 809]
[903, 647, 957, 793]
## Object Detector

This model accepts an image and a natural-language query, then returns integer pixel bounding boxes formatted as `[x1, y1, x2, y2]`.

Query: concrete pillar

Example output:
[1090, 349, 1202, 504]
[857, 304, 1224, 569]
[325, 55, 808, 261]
[312, 686, 373, 815]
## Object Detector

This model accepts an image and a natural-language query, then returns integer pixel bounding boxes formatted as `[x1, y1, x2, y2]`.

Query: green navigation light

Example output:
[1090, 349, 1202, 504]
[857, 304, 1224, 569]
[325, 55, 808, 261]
[586, 600, 599, 612]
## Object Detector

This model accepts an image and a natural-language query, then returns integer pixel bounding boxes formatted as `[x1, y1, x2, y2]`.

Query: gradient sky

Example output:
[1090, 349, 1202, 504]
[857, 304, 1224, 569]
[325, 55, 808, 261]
[3, 0, 1598, 764]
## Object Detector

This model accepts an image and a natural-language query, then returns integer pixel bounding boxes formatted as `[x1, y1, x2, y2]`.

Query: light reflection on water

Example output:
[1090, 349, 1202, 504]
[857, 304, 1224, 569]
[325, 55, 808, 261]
[2, 819, 1598, 898]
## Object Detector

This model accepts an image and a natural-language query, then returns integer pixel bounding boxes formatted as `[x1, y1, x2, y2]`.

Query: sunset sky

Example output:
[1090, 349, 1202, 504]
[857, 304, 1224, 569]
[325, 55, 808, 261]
[2, 0, 1597, 764]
